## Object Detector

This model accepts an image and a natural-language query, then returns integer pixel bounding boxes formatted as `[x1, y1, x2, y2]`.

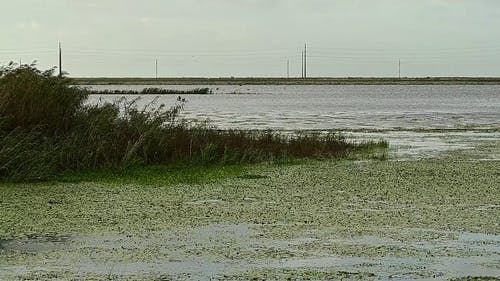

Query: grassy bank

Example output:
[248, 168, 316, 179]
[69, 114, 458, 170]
[0, 64, 387, 182]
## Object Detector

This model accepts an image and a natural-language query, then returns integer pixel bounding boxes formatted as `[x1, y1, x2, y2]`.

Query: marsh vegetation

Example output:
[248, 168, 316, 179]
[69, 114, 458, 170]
[0, 64, 386, 181]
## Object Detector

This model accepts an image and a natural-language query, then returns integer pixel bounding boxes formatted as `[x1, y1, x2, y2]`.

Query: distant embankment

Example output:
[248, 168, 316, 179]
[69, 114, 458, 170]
[73, 77, 500, 85]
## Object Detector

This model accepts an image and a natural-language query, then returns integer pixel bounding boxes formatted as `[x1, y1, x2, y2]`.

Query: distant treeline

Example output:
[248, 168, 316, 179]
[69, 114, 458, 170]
[89, 88, 212, 95]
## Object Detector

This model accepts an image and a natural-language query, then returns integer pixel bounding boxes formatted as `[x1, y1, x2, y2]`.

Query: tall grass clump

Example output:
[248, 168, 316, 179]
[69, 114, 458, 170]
[0, 64, 387, 182]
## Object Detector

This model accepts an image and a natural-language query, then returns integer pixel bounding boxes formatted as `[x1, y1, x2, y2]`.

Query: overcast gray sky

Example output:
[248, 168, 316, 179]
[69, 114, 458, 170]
[2, 0, 500, 77]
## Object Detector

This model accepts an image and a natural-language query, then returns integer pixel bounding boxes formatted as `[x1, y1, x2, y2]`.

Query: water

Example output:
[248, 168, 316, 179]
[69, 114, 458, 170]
[87, 84, 500, 131]
[1, 225, 499, 280]
[2, 85, 497, 280]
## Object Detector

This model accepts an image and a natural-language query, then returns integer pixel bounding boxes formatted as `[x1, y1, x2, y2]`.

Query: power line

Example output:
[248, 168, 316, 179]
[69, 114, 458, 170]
[4, 45, 500, 62]
[2, 44, 499, 77]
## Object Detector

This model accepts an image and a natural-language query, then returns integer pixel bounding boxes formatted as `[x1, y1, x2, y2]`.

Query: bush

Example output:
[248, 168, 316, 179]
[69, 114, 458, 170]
[0, 62, 87, 136]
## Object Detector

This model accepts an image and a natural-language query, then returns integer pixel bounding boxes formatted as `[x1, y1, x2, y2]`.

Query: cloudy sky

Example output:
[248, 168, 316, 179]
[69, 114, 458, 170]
[1, 0, 500, 77]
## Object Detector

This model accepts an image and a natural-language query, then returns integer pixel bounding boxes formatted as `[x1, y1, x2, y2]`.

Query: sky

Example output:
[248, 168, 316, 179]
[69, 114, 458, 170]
[1, 0, 500, 77]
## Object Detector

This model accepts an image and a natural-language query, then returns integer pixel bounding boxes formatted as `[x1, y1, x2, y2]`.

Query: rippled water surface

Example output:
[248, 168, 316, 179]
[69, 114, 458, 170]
[87, 84, 500, 131]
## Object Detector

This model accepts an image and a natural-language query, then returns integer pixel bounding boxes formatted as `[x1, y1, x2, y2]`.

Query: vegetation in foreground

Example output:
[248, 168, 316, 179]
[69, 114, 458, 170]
[0, 63, 387, 182]
[0, 156, 498, 280]
[59, 164, 248, 186]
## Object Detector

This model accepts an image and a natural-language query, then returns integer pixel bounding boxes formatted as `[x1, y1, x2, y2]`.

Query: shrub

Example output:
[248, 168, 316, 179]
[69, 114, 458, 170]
[0, 63, 87, 136]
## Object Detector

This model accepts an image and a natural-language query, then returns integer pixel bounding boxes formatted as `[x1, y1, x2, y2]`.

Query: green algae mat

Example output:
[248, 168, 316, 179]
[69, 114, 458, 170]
[1, 145, 499, 280]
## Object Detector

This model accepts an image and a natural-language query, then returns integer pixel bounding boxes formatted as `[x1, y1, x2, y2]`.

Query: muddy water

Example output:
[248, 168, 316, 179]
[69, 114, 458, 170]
[87, 84, 500, 131]
[87, 84, 500, 158]
[348, 130, 500, 159]
[1, 225, 499, 280]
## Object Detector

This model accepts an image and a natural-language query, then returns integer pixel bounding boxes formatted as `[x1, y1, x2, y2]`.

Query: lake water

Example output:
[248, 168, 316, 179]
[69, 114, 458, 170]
[87, 84, 500, 131]
[87, 84, 500, 159]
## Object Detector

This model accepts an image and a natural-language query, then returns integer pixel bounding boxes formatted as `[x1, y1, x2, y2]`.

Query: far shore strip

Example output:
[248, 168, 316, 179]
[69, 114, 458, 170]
[73, 77, 500, 85]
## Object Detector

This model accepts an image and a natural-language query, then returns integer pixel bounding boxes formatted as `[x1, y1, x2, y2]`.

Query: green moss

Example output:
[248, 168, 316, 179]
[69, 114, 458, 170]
[216, 269, 376, 280]
[1, 155, 498, 280]
[1, 158, 498, 239]
[58, 164, 248, 186]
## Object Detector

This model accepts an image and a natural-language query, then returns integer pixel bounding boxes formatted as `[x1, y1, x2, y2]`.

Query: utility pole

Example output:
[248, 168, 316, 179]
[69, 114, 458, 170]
[155, 59, 158, 79]
[304, 43, 307, 79]
[58, 42, 62, 77]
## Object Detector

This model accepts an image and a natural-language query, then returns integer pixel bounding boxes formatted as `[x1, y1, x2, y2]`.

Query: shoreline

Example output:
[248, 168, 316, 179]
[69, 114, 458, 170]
[73, 77, 500, 85]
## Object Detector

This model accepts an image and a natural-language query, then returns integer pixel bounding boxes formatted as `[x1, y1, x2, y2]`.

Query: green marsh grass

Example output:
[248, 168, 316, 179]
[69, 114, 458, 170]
[59, 164, 248, 186]
[0, 64, 387, 182]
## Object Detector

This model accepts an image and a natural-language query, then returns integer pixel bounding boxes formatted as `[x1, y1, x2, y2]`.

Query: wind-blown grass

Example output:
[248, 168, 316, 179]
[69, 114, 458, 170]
[0, 63, 387, 182]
